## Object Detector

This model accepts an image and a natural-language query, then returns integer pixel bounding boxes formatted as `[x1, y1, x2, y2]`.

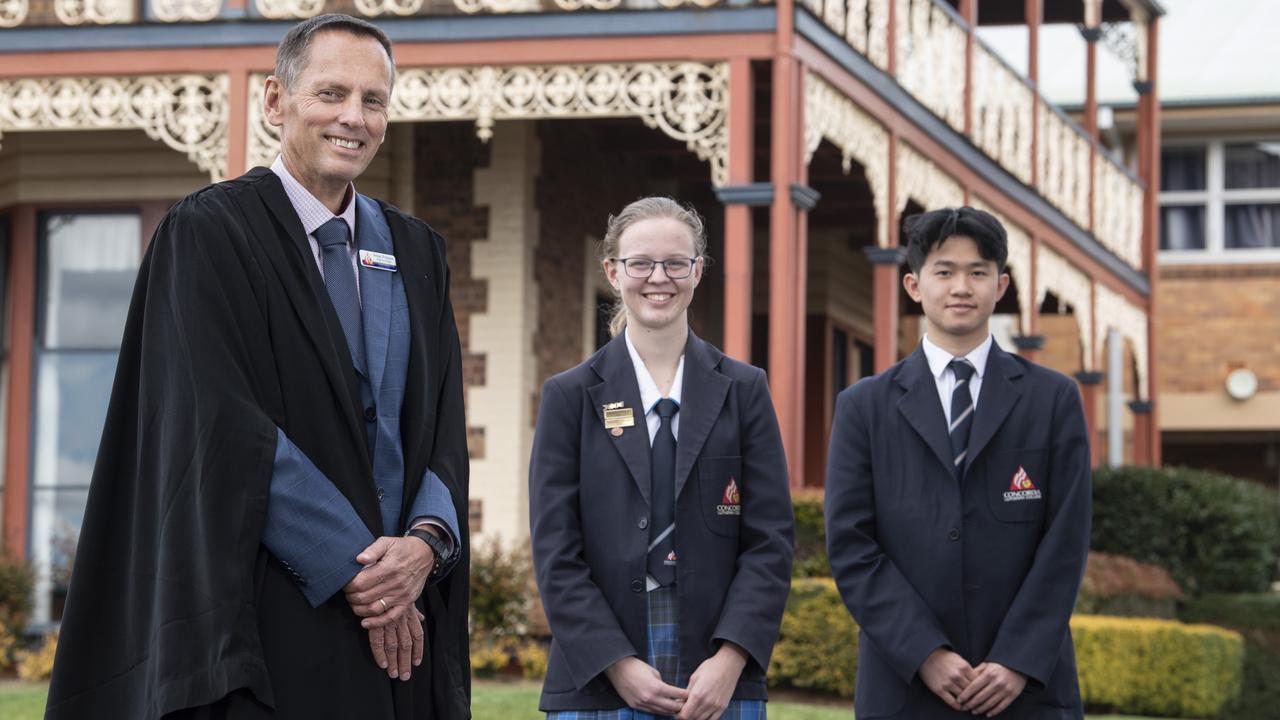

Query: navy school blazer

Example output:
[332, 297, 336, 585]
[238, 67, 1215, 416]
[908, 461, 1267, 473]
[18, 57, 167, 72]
[824, 342, 1091, 720]
[529, 331, 795, 712]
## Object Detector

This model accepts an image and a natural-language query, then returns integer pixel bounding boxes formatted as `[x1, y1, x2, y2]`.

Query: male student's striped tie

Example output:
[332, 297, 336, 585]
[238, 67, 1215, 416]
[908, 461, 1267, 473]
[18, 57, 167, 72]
[949, 359, 975, 479]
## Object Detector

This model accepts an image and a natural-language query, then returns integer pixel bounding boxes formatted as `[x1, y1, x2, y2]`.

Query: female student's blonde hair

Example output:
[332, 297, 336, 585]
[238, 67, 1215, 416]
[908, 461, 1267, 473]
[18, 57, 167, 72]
[600, 197, 709, 337]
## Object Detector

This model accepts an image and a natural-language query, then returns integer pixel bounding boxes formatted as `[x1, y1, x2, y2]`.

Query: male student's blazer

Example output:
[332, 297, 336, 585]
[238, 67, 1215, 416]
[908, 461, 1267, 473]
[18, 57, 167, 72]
[824, 342, 1091, 720]
[529, 331, 795, 712]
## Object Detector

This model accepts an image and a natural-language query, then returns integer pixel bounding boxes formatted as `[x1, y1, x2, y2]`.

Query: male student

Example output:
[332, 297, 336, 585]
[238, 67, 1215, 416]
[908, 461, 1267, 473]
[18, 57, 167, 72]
[824, 207, 1091, 719]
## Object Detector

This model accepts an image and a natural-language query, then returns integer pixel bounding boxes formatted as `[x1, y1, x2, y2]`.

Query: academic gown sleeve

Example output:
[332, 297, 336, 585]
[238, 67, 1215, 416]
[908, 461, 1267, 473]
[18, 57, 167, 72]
[46, 191, 286, 718]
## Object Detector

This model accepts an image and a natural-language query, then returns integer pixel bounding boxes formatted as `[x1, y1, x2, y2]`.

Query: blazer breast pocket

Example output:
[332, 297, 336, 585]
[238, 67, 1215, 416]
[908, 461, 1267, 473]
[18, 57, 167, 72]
[987, 448, 1048, 524]
[697, 456, 743, 538]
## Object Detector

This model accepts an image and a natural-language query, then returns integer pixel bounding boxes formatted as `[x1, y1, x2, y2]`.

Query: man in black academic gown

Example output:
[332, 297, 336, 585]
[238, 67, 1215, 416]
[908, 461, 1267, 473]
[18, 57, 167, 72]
[46, 14, 470, 720]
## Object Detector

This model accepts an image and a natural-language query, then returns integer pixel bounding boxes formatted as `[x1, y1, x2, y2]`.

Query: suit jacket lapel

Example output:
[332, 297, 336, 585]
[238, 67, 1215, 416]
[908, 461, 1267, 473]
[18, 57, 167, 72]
[964, 342, 1024, 478]
[587, 335, 652, 506]
[242, 169, 367, 459]
[355, 194, 392, 395]
[674, 333, 730, 499]
[895, 348, 956, 476]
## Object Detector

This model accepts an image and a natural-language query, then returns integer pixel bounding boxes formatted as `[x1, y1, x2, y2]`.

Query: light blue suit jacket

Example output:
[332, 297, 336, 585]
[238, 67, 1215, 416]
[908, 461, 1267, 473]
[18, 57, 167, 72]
[261, 194, 460, 607]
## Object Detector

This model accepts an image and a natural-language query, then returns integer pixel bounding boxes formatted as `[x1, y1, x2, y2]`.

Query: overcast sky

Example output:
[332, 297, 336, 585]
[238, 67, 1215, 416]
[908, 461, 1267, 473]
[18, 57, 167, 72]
[975, 0, 1280, 106]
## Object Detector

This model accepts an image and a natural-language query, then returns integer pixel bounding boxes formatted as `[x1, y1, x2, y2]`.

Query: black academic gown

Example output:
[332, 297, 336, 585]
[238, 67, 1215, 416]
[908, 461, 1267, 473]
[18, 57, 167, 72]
[44, 168, 471, 720]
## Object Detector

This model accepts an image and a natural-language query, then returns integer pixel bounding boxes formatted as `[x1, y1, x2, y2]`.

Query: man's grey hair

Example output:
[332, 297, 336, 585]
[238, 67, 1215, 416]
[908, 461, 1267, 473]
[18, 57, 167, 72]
[275, 13, 396, 91]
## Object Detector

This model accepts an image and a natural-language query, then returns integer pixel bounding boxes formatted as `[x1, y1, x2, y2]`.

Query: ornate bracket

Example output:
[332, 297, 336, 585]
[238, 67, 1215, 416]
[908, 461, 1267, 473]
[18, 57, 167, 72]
[54, 0, 132, 24]
[1094, 283, 1148, 399]
[152, 0, 223, 21]
[803, 72, 890, 246]
[0, 0, 28, 27]
[248, 62, 729, 186]
[1036, 244, 1093, 370]
[0, 75, 229, 181]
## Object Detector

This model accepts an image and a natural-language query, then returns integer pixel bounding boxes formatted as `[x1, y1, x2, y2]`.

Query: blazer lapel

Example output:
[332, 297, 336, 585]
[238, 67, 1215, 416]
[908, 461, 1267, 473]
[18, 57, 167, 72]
[895, 348, 956, 476]
[963, 342, 1024, 478]
[587, 335, 652, 506]
[355, 194, 392, 395]
[242, 169, 367, 459]
[674, 333, 730, 499]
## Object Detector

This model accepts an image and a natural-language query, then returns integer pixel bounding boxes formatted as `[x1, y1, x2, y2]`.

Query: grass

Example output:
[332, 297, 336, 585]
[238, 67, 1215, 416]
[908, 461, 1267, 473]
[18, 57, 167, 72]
[0, 679, 1180, 719]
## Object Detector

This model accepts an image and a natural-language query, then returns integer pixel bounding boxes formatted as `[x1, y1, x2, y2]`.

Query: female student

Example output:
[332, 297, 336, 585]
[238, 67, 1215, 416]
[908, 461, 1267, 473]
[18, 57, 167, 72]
[529, 197, 794, 720]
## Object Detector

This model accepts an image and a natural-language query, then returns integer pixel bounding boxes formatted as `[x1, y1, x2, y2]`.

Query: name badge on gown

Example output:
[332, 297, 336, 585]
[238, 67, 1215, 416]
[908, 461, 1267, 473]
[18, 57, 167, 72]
[359, 249, 398, 272]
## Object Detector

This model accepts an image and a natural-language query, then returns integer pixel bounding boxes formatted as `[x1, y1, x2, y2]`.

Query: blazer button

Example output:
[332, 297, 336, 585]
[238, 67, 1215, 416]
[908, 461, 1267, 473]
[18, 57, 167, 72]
[377, 487, 386, 502]
[638, 517, 648, 530]
[364, 406, 377, 423]
[948, 528, 961, 541]
[631, 579, 644, 593]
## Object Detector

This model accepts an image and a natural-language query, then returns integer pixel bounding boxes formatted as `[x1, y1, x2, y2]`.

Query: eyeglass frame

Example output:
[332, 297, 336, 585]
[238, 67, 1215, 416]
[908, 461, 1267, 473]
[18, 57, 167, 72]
[609, 256, 702, 280]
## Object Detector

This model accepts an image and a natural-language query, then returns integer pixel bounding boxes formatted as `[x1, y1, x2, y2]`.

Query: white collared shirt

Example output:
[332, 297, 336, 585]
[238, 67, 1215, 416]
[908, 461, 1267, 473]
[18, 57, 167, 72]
[624, 327, 685, 446]
[922, 333, 993, 426]
[270, 156, 361, 299]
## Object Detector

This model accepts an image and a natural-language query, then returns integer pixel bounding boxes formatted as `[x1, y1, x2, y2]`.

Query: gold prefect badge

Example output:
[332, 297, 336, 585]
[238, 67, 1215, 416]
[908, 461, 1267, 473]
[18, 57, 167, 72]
[602, 402, 635, 430]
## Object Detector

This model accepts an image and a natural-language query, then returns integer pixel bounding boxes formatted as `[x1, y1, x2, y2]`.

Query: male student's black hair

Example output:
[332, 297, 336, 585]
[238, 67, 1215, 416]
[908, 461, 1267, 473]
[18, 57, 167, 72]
[903, 206, 1008, 274]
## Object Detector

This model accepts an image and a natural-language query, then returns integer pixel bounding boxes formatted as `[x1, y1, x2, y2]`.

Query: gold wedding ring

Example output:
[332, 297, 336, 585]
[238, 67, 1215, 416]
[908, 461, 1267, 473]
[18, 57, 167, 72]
[379, 598, 389, 613]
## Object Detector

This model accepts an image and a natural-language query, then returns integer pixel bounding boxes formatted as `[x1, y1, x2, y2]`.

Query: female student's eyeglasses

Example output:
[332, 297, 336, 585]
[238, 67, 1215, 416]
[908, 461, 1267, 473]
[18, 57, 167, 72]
[611, 257, 699, 279]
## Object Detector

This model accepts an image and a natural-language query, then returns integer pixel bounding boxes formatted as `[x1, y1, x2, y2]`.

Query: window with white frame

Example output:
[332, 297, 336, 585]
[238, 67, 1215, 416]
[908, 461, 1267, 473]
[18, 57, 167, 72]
[1159, 140, 1280, 260]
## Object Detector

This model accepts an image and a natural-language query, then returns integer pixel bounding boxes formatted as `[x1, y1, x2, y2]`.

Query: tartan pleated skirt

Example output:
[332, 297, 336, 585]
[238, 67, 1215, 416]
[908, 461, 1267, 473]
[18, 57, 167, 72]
[546, 585, 766, 720]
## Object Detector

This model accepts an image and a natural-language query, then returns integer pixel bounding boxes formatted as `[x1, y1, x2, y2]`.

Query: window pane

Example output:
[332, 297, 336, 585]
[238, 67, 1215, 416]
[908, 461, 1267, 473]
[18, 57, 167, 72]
[33, 352, 118, 490]
[1159, 205, 1206, 250]
[30, 487, 89, 624]
[1225, 142, 1280, 189]
[1225, 204, 1280, 249]
[1160, 146, 1206, 191]
[42, 213, 140, 349]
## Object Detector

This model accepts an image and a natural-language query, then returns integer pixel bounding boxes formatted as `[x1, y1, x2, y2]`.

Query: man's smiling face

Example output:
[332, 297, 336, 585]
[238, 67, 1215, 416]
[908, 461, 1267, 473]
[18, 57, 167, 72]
[266, 29, 392, 204]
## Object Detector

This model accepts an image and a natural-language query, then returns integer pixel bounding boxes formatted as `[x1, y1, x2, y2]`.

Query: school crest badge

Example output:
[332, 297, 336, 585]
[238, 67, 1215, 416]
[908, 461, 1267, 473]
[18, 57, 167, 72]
[717, 477, 742, 515]
[1003, 465, 1042, 502]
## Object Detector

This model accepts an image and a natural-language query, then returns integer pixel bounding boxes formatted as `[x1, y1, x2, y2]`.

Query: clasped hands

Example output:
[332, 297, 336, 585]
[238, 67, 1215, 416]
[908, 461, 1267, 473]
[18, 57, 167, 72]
[604, 642, 748, 720]
[342, 533, 437, 681]
[920, 649, 1026, 717]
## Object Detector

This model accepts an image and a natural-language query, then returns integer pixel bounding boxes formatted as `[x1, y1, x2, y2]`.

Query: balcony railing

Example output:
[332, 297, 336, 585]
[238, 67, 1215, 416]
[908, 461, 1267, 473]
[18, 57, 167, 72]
[1, 0, 1145, 269]
[807, 0, 1145, 271]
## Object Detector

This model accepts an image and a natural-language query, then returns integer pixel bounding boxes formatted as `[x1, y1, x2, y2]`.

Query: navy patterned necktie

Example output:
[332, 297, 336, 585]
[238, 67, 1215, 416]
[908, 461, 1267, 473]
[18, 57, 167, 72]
[948, 359, 975, 479]
[314, 217, 366, 372]
[647, 398, 679, 587]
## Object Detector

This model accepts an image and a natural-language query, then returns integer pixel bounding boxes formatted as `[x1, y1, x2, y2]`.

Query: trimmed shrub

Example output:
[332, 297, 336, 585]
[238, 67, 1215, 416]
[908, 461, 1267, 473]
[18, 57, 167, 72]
[791, 489, 829, 578]
[469, 538, 532, 640]
[1075, 551, 1184, 618]
[0, 619, 16, 671]
[518, 641, 549, 680]
[1091, 465, 1280, 595]
[769, 578, 857, 697]
[1180, 593, 1280, 720]
[0, 557, 34, 629]
[469, 642, 510, 679]
[16, 631, 58, 681]
[1072, 615, 1244, 718]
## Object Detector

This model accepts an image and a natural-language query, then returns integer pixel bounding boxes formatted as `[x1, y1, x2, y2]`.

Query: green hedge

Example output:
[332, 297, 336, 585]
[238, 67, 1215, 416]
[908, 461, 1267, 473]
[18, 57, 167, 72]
[791, 490, 829, 578]
[1092, 466, 1280, 594]
[771, 580, 1246, 718]
[770, 578, 856, 696]
[1074, 615, 1244, 718]
[1180, 594, 1280, 720]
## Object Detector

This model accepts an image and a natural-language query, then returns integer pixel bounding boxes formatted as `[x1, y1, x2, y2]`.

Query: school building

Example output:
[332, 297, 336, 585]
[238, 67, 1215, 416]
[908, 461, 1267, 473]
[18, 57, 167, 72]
[0, 0, 1164, 626]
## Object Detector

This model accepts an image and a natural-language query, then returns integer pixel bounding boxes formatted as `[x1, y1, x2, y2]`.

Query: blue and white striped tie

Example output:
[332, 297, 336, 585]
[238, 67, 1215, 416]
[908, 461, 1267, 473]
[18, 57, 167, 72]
[948, 359, 975, 479]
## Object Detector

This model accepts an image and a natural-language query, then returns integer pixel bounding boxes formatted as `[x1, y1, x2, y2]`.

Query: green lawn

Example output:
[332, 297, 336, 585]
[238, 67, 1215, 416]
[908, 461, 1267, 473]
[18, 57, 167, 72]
[0, 679, 1176, 719]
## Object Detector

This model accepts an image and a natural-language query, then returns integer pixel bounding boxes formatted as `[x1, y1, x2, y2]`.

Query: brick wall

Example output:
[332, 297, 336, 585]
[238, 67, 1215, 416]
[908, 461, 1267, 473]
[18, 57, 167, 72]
[1158, 263, 1280, 394]
[414, 122, 491, 459]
